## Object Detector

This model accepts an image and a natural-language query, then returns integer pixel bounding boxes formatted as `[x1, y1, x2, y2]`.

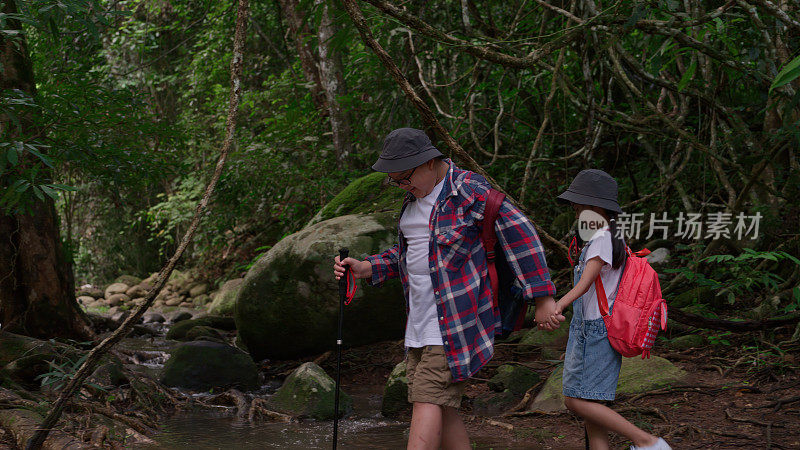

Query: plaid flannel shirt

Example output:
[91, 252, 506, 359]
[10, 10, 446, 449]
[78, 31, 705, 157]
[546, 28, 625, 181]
[365, 160, 556, 382]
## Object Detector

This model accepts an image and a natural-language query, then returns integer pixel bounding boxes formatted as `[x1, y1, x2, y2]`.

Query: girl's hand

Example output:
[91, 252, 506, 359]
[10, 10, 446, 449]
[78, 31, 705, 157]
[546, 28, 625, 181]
[535, 297, 565, 331]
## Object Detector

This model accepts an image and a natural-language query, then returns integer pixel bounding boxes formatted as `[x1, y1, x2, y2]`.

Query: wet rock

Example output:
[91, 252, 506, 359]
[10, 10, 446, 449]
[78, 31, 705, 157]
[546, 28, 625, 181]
[185, 326, 227, 343]
[235, 212, 405, 361]
[104, 283, 129, 299]
[142, 311, 166, 324]
[488, 364, 541, 396]
[668, 334, 706, 350]
[267, 362, 352, 420]
[189, 283, 209, 297]
[381, 361, 409, 417]
[106, 293, 130, 307]
[111, 310, 130, 324]
[193, 294, 211, 307]
[161, 340, 258, 391]
[78, 286, 104, 299]
[166, 310, 193, 324]
[530, 356, 687, 412]
[166, 315, 236, 341]
[77, 295, 95, 306]
[208, 278, 243, 316]
[126, 284, 148, 298]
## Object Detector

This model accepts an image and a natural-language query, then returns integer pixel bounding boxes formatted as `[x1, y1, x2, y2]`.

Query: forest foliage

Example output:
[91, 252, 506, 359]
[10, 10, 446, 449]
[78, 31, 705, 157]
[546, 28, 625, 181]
[2, 0, 799, 319]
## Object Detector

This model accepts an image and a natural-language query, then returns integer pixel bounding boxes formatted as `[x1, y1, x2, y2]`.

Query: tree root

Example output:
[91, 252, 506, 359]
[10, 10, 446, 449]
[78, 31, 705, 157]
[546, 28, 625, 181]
[248, 398, 294, 423]
[67, 400, 154, 435]
[615, 406, 668, 422]
[725, 408, 783, 428]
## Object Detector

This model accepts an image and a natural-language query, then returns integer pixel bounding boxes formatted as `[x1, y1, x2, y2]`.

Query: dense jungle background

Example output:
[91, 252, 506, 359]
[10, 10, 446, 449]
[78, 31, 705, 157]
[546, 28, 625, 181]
[1, 0, 799, 448]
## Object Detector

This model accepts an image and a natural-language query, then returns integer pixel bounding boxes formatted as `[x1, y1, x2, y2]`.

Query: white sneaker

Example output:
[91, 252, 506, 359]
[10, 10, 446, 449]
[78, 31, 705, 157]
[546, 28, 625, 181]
[630, 437, 672, 450]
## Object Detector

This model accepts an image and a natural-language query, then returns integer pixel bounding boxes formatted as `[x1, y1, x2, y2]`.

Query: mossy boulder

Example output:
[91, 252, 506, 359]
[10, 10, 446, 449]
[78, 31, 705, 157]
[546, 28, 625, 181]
[166, 315, 236, 341]
[518, 324, 570, 357]
[235, 212, 405, 361]
[668, 334, 706, 350]
[160, 341, 258, 391]
[472, 390, 517, 416]
[307, 172, 404, 226]
[530, 356, 687, 412]
[488, 364, 541, 396]
[267, 362, 352, 420]
[381, 361, 409, 417]
[185, 326, 227, 343]
[208, 278, 244, 316]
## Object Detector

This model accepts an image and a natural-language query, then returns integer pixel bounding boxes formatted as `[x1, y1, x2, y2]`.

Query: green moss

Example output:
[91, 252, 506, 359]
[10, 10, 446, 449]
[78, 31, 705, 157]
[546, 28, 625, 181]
[312, 172, 405, 224]
[488, 364, 541, 396]
[381, 362, 409, 417]
[267, 362, 351, 420]
[161, 341, 258, 391]
[166, 315, 236, 340]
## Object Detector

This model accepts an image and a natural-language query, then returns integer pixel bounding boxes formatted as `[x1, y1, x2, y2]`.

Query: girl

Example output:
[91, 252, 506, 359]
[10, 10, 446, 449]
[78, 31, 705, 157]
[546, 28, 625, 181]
[553, 169, 671, 450]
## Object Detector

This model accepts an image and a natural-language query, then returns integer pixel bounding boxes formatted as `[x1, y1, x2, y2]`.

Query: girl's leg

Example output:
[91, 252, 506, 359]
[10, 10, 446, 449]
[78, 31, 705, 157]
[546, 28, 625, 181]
[564, 397, 657, 447]
[585, 419, 609, 450]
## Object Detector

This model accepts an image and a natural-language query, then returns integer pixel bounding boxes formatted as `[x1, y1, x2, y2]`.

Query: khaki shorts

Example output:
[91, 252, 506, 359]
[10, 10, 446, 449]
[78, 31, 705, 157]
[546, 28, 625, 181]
[406, 345, 465, 408]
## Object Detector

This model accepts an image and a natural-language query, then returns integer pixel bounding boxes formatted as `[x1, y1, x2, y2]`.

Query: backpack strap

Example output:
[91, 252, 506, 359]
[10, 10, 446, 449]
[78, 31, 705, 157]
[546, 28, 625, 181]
[481, 189, 506, 309]
[595, 277, 610, 317]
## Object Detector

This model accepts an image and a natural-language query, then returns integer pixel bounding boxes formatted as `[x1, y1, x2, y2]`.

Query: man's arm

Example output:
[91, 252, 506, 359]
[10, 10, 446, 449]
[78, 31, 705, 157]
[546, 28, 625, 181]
[363, 244, 401, 287]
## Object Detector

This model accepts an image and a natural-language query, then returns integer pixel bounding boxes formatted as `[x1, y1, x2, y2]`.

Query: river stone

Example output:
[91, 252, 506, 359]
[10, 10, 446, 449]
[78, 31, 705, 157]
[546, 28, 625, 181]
[165, 297, 182, 307]
[189, 283, 209, 297]
[78, 286, 104, 299]
[668, 334, 706, 350]
[530, 356, 687, 412]
[106, 293, 130, 307]
[166, 316, 237, 340]
[208, 278, 244, 316]
[126, 284, 148, 298]
[77, 295, 95, 306]
[193, 294, 211, 307]
[488, 364, 541, 396]
[115, 275, 142, 287]
[235, 212, 405, 361]
[143, 312, 166, 324]
[161, 341, 258, 391]
[104, 283, 129, 299]
[518, 325, 569, 355]
[381, 361, 409, 417]
[267, 362, 352, 420]
[185, 326, 227, 343]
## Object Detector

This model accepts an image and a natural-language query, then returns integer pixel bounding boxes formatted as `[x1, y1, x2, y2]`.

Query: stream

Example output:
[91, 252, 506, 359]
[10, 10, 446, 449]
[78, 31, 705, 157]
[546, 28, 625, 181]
[119, 319, 535, 449]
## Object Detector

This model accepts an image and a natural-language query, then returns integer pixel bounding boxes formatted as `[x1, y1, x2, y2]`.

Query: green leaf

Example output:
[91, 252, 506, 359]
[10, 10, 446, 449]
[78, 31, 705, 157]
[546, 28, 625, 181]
[39, 184, 58, 200]
[771, 54, 800, 92]
[6, 147, 18, 166]
[32, 186, 44, 201]
[677, 59, 696, 92]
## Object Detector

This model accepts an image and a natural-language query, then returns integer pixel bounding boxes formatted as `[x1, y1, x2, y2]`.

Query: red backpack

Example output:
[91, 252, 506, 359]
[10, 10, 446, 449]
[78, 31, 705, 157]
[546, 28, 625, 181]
[595, 247, 668, 358]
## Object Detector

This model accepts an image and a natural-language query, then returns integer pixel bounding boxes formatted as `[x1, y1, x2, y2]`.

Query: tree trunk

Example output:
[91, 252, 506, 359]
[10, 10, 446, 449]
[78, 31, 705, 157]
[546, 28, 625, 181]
[0, 0, 93, 341]
[277, 0, 328, 111]
[315, 0, 354, 167]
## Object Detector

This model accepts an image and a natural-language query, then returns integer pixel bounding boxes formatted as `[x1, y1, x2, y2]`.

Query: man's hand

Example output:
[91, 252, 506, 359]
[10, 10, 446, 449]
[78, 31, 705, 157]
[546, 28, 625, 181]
[334, 256, 372, 280]
[534, 296, 565, 331]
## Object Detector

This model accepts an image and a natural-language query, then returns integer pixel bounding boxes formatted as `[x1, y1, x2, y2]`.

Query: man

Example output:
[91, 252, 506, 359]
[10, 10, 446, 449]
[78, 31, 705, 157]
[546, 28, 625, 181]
[333, 128, 562, 449]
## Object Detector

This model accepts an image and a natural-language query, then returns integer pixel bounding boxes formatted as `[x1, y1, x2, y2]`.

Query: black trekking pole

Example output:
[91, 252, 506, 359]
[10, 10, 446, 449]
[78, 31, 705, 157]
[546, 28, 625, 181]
[333, 247, 349, 450]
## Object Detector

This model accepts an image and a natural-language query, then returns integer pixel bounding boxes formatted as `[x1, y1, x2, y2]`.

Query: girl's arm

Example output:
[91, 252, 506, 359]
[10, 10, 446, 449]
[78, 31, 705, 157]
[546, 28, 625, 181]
[555, 256, 605, 314]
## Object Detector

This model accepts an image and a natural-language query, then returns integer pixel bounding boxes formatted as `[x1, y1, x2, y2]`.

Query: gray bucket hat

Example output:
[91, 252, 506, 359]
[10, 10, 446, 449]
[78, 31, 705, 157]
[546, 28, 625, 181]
[372, 128, 443, 173]
[557, 169, 623, 213]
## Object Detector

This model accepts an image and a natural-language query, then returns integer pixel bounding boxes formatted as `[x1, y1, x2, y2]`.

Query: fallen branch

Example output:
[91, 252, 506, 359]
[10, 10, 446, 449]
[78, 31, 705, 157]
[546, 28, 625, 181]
[725, 408, 783, 428]
[248, 398, 294, 423]
[26, 1, 251, 448]
[669, 308, 800, 332]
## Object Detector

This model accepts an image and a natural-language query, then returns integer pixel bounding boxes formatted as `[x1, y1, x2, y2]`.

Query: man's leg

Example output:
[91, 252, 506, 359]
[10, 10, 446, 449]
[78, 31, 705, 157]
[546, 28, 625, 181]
[441, 406, 470, 450]
[408, 402, 443, 450]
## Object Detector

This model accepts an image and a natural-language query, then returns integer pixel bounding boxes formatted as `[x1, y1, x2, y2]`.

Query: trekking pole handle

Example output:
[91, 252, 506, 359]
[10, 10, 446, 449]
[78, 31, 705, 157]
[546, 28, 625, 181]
[338, 248, 350, 284]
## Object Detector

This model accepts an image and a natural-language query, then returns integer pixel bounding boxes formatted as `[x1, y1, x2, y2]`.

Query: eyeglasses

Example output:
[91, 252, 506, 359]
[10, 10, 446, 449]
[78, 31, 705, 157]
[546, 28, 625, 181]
[386, 167, 417, 187]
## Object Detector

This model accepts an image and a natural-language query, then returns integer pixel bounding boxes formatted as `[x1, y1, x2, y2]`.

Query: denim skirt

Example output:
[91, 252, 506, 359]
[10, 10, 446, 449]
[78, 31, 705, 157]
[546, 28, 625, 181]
[562, 316, 622, 401]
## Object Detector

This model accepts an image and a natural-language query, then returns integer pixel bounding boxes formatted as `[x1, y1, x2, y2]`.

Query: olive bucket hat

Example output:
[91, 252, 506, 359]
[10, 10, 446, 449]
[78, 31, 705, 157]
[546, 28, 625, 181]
[372, 128, 443, 173]
[556, 169, 623, 213]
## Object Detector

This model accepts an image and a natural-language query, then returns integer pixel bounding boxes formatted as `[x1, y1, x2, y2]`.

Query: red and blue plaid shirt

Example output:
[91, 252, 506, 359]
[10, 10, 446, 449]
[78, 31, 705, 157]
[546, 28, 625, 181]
[366, 161, 556, 382]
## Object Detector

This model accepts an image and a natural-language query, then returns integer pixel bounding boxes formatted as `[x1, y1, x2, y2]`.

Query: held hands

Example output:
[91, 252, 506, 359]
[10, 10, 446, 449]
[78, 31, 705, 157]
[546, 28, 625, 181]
[333, 256, 372, 281]
[534, 296, 566, 331]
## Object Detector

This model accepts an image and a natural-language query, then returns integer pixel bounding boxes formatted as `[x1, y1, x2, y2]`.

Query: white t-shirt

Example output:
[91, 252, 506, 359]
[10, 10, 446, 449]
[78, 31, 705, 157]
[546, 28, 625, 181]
[399, 177, 445, 347]
[579, 227, 623, 320]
